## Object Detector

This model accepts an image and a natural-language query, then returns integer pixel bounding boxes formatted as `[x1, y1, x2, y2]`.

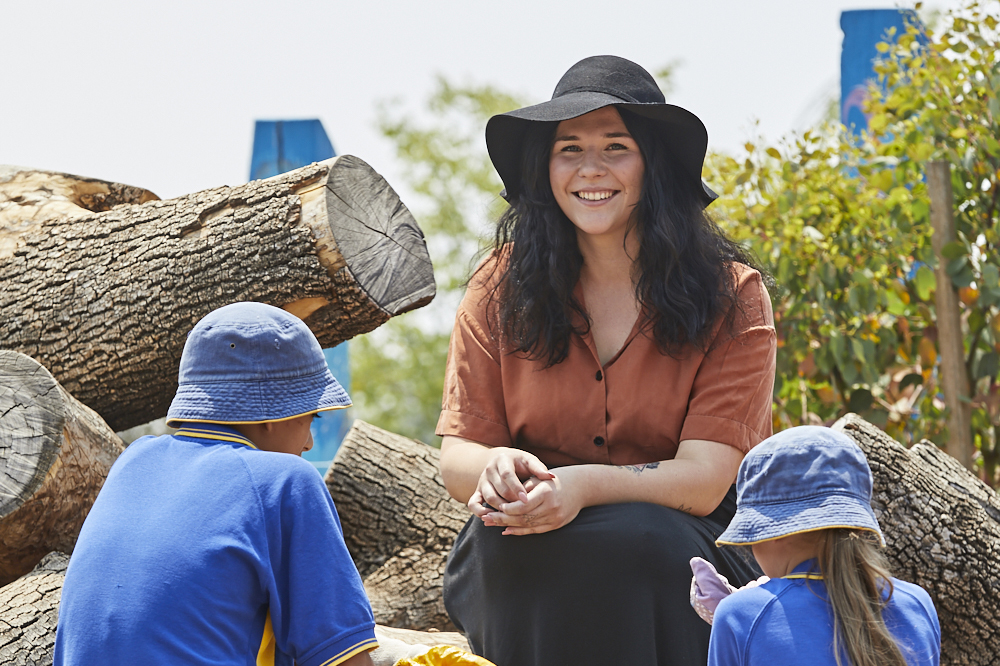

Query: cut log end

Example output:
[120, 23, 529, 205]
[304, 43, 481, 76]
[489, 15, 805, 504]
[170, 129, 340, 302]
[0, 351, 64, 519]
[0, 351, 125, 585]
[301, 156, 436, 322]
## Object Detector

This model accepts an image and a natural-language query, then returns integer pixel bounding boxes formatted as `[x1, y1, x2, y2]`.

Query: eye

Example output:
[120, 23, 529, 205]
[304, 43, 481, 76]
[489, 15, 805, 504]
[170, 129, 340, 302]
[558, 144, 582, 152]
[607, 142, 629, 151]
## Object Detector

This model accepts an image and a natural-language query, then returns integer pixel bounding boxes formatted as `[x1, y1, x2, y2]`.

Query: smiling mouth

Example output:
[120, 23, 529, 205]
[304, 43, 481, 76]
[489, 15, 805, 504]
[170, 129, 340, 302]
[574, 190, 618, 201]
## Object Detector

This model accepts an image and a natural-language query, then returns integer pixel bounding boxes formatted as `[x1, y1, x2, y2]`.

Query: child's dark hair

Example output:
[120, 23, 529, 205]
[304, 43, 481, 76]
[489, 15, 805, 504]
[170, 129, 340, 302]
[819, 529, 907, 666]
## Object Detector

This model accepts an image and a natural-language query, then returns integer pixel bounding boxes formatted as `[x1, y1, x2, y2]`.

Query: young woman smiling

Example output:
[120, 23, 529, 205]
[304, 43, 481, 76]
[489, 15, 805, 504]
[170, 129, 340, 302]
[436, 56, 777, 666]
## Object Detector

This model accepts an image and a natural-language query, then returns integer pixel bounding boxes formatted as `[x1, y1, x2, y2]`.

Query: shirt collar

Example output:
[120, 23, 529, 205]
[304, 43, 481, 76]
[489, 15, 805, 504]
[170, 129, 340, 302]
[782, 558, 823, 580]
[173, 422, 258, 449]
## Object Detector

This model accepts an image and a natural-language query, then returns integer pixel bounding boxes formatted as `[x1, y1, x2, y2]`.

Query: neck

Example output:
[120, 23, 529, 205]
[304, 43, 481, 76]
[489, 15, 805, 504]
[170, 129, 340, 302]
[575, 228, 639, 287]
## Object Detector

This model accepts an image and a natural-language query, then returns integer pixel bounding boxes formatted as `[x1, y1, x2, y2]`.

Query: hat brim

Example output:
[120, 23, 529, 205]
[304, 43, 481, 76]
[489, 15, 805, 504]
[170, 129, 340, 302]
[715, 492, 886, 548]
[165, 369, 351, 428]
[487, 91, 718, 206]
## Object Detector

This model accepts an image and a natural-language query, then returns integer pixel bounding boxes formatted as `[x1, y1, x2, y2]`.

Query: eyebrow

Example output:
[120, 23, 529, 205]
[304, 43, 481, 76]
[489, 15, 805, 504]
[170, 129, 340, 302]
[553, 132, 633, 142]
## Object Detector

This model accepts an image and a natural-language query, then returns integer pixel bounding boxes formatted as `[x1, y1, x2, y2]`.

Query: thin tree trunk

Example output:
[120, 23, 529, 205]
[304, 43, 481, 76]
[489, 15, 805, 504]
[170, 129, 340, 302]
[834, 414, 999, 665]
[927, 160, 974, 470]
[0, 351, 124, 586]
[1, 157, 435, 432]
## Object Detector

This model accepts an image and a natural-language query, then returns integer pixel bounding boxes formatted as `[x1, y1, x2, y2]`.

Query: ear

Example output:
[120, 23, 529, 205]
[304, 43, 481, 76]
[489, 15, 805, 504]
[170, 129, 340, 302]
[263, 421, 276, 433]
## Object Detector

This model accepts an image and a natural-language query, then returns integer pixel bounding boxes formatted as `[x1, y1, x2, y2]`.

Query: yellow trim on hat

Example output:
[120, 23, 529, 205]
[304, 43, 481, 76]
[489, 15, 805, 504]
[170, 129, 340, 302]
[165, 404, 349, 429]
[715, 525, 885, 548]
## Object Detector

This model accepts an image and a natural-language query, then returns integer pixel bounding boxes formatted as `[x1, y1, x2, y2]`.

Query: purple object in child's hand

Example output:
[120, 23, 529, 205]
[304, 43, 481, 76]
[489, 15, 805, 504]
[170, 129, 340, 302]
[689, 557, 770, 625]
[689, 557, 738, 625]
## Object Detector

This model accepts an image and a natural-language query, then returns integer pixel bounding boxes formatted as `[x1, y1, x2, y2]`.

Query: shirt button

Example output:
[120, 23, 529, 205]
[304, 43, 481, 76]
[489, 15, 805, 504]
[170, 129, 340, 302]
[595, 370, 603, 381]
[594, 436, 605, 446]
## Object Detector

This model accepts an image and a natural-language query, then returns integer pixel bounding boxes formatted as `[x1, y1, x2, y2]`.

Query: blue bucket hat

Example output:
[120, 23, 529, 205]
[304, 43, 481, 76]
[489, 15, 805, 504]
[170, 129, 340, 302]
[716, 426, 885, 547]
[165, 302, 351, 427]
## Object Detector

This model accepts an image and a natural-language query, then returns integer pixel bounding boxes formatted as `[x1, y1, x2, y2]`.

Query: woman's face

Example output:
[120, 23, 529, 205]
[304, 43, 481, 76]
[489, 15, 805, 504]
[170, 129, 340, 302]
[548, 106, 645, 244]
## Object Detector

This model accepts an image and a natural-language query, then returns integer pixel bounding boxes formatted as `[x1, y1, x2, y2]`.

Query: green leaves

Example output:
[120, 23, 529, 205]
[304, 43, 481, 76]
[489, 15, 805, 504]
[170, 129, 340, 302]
[914, 265, 936, 301]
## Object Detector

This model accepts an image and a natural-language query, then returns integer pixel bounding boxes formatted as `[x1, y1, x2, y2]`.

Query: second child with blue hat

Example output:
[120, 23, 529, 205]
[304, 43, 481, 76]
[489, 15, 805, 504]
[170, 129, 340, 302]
[55, 302, 379, 666]
[705, 426, 941, 666]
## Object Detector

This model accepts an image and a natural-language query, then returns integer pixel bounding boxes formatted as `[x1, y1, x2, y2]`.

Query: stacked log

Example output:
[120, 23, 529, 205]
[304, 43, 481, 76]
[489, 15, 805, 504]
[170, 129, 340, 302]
[833, 415, 1000, 665]
[325, 420, 469, 631]
[1, 158, 435, 432]
[0, 352, 124, 586]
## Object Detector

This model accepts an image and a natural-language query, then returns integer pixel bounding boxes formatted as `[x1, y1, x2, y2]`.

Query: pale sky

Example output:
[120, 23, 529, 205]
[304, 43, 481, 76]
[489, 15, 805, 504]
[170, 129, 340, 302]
[2, 0, 948, 202]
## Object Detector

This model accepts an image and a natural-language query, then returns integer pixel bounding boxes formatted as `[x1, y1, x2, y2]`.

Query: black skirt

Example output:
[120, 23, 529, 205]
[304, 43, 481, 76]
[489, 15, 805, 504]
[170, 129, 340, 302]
[443, 487, 760, 666]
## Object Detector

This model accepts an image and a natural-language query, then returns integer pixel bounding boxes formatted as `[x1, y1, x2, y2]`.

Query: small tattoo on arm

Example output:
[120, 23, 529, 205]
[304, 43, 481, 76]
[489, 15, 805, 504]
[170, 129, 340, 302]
[618, 462, 661, 475]
[677, 503, 693, 514]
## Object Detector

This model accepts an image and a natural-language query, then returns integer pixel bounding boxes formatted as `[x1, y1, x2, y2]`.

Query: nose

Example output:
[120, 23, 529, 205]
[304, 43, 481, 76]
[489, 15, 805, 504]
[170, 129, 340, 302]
[578, 147, 606, 177]
[302, 430, 314, 453]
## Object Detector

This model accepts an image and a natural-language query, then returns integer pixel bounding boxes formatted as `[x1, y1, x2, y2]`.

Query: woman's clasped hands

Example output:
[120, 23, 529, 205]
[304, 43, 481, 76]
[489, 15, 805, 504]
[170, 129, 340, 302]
[468, 448, 585, 536]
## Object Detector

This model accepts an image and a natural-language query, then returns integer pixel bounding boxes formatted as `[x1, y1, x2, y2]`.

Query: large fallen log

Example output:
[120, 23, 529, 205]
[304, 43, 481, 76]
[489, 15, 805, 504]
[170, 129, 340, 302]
[834, 414, 999, 666]
[0, 351, 124, 586]
[0, 552, 469, 666]
[1, 159, 435, 431]
[325, 420, 468, 631]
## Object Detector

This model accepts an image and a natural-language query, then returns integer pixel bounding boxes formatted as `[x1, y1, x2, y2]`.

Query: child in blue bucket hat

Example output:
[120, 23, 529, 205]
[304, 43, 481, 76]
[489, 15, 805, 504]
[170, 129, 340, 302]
[55, 302, 378, 666]
[701, 426, 941, 666]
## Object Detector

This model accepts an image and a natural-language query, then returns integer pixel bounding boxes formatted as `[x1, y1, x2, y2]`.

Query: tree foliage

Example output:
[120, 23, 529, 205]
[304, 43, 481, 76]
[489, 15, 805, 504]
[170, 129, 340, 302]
[707, 0, 1000, 484]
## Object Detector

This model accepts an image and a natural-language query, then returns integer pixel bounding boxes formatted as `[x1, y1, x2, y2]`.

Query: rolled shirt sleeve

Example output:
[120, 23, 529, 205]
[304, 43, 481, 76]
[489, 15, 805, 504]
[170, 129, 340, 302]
[680, 271, 777, 452]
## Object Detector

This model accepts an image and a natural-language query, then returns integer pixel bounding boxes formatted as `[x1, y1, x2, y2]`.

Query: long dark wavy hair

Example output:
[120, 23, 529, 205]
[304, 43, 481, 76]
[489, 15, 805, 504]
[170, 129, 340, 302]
[480, 106, 759, 366]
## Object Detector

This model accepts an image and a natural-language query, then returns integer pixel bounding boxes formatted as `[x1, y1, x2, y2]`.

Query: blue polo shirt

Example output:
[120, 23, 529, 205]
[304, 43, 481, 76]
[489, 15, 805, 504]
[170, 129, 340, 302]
[54, 423, 377, 666]
[708, 559, 940, 666]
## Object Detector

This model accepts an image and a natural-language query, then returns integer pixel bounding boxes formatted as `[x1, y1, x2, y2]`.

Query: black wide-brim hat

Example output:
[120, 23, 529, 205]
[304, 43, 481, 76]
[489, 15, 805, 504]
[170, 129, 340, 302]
[486, 55, 718, 207]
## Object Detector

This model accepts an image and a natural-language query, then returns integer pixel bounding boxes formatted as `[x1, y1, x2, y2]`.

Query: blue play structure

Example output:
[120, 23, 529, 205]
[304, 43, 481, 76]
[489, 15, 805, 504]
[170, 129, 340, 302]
[249, 119, 351, 474]
[840, 9, 922, 134]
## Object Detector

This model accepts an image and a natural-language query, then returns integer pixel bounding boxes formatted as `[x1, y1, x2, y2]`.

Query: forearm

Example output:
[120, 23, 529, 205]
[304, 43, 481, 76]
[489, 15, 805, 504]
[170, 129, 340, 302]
[554, 440, 743, 516]
[439, 435, 501, 503]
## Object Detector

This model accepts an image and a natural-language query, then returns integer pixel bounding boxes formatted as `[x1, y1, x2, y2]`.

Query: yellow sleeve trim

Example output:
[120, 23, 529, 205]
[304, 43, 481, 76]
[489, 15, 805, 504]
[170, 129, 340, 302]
[317, 638, 379, 666]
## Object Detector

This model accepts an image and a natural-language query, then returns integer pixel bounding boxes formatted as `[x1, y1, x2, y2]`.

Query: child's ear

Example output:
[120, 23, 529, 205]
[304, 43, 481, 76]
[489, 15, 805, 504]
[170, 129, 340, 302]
[263, 422, 275, 433]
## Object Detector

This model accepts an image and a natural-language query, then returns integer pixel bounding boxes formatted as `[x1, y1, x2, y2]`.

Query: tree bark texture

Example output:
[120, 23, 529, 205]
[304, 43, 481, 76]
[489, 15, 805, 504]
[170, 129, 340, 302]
[0, 552, 468, 666]
[325, 420, 469, 631]
[1, 157, 435, 432]
[0, 351, 124, 586]
[834, 414, 999, 666]
[0, 552, 67, 666]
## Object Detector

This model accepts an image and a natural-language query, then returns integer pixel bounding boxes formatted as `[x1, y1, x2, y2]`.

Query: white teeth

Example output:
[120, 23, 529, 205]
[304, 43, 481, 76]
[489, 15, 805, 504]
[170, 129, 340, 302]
[576, 191, 614, 201]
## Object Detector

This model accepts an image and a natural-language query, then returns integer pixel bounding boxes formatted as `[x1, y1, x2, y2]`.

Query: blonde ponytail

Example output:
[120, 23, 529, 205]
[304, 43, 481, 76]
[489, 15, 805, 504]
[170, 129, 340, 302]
[819, 529, 907, 666]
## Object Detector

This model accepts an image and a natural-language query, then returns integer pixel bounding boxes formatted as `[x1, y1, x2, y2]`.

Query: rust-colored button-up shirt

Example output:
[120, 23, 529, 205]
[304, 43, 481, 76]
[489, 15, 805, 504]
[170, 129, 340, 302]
[435, 263, 776, 467]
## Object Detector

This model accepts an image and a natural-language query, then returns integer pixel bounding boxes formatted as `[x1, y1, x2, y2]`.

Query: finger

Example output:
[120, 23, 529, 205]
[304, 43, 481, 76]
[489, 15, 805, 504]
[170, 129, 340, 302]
[502, 521, 557, 536]
[491, 458, 527, 502]
[523, 457, 555, 480]
[479, 482, 506, 512]
[468, 491, 491, 518]
[498, 489, 547, 516]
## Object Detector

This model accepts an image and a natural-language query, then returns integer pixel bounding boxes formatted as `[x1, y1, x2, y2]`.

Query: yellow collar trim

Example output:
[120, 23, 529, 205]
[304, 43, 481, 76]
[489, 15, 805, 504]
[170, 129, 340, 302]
[782, 573, 824, 580]
[175, 426, 257, 450]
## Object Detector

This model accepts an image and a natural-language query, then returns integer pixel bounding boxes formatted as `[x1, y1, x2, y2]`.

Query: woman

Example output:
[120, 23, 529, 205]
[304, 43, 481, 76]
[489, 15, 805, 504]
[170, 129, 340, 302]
[436, 55, 777, 666]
